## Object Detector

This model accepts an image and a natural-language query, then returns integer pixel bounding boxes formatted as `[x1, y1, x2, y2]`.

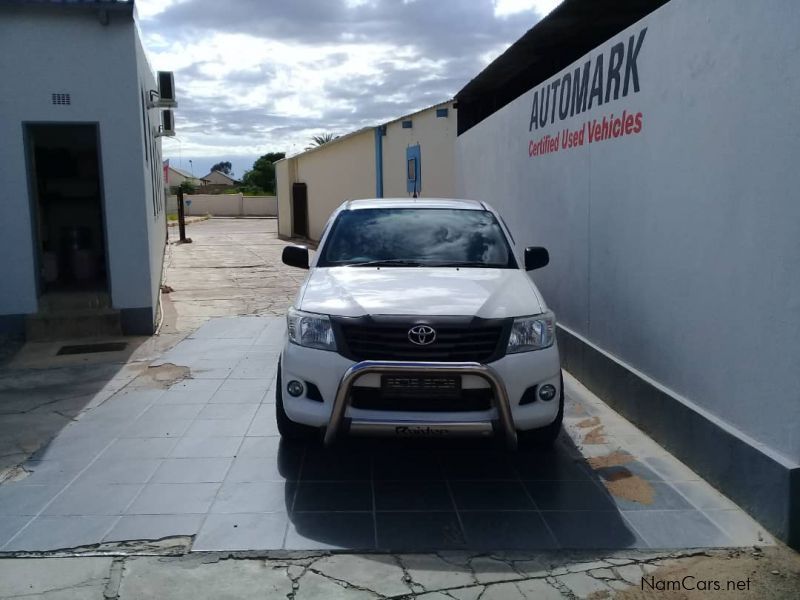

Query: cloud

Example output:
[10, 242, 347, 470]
[137, 0, 554, 168]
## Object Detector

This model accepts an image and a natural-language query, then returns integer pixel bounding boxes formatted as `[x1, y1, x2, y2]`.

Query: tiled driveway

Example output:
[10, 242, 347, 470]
[0, 317, 768, 553]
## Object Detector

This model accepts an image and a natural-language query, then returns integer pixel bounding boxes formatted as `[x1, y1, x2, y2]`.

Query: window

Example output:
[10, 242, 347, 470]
[407, 158, 417, 181]
[318, 208, 517, 268]
[436, 108, 449, 118]
[401, 120, 413, 129]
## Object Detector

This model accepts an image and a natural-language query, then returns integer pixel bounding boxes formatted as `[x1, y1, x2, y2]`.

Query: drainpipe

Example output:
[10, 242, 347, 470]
[374, 126, 385, 198]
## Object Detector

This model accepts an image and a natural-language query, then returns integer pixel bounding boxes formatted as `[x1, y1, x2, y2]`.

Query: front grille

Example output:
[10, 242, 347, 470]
[350, 387, 493, 412]
[337, 321, 506, 362]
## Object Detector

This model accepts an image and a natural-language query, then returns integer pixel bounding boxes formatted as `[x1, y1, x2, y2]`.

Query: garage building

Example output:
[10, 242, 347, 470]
[0, 0, 170, 338]
[455, 0, 799, 548]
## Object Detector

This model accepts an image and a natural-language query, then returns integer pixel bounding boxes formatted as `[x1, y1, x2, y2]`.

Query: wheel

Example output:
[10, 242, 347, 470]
[275, 359, 319, 440]
[516, 372, 564, 450]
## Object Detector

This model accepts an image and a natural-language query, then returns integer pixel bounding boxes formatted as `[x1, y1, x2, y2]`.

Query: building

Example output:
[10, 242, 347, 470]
[0, 0, 171, 337]
[166, 163, 206, 191]
[276, 100, 456, 241]
[455, 0, 799, 548]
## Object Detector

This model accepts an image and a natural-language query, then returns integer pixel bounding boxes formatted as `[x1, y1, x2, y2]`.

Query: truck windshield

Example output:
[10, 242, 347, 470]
[318, 208, 517, 268]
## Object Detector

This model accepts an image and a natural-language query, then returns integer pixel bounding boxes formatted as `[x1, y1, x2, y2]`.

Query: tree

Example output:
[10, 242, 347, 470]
[241, 152, 286, 194]
[305, 133, 336, 150]
[210, 161, 233, 175]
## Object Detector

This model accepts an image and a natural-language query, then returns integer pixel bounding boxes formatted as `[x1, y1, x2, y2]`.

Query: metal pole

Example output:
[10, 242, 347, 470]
[177, 187, 187, 242]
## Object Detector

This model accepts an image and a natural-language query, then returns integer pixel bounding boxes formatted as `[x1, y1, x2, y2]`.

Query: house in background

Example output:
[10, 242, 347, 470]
[199, 169, 241, 194]
[0, 0, 174, 338]
[166, 163, 207, 192]
[275, 100, 456, 241]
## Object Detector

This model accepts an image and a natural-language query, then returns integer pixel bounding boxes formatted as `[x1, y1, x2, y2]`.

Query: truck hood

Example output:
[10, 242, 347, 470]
[297, 267, 546, 318]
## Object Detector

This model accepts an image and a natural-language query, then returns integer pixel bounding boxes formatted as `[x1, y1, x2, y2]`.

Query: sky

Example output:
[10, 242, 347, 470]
[136, 0, 561, 178]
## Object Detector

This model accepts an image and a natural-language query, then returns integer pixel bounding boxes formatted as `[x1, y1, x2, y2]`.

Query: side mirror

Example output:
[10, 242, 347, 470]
[524, 246, 549, 271]
[282, 245, 309, 270]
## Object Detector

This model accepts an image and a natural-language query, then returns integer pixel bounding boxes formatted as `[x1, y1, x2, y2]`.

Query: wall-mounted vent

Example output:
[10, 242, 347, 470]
[51, 93, 71, 106]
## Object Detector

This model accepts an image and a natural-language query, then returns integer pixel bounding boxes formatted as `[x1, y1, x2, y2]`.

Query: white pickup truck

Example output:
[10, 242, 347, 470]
[277, 198, 562, 449]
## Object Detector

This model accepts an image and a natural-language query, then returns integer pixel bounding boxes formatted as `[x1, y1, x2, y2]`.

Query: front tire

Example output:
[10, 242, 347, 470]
[516, 372, 564, 450]
[275, 359, 318, 441]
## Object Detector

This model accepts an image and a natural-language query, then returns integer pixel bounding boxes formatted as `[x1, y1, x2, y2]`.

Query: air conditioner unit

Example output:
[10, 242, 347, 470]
[157, 109, 175, 137]
[157, 71, 177, 107]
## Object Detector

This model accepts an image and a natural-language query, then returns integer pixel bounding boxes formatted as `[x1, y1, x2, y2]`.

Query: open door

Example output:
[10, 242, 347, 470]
[26, 124, 108, 295]
[292, 182, 309, 238]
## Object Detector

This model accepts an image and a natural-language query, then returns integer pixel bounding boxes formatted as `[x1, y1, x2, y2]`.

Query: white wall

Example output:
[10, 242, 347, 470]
[0, 6, 163, 328]
[173, 194, 277, 217]
[456, 0, 800, 461]
[382, 102, 456, 198]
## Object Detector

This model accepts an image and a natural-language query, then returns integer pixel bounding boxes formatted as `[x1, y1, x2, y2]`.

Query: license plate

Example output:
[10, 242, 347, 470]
[381, 375, 461, 398]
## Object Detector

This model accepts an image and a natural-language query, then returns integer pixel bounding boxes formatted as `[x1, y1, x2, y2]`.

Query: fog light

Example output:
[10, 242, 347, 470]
[287, 380, 304, 397]
[539, 384, 557, 402]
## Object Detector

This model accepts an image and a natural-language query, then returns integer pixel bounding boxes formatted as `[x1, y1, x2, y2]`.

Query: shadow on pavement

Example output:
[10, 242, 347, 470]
[278, 432, 643, 552]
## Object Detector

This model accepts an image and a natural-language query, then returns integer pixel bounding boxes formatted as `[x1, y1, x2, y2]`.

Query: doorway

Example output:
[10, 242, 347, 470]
[26, 124, 108, 295]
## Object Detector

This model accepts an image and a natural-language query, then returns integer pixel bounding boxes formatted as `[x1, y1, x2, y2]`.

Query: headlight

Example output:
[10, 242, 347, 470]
[507, 312, 555, 353]
[287, 308, 337, 351]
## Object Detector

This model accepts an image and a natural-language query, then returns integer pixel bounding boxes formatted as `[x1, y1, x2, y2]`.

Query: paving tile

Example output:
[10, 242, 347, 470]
[31, 434, 112, 461]
[376, 512, 465, 550]
[208, 389, 268, 404]
[211, 481, 290, 513]
[641, 456, 703, 482]
[673, 481, 740, 510]
[170, 437, 243, 458]
[0, 485, 61, 516]
[606, 481, 693, 511]
[17, 459, 88, 486]
[523, 481, 617, 511]
[104, 514, 205, 542]
[218, 378, 273, 393]
[193, 512, 289, 551]
[42, 483, 141, 516]
[101, 437, 178, 459]
[372, 451, 445, 480]
[230, 356, 279, 380]
[140, 404, 204, 421]
[3, 515, 118, 551]
[285, 512, 375, 550]
[0, 516, 31, 547]
[622, 510, 734, 548]
[293, 482, 371, 512]
[459, 511, 558, 550]
[121, 418, 193, 438]
[513, 452, 593, 481]
[126, 483, 220, 514]
[246, 409, 280, 436]
[184, 418, 252, 438]
[225, 457, 296, 482]
[374, 480, 454, 512]
[440, 453, 519, 481]
[168, 379, 225, 394]
[197, 403, 258, 420]
[450, 481, 534, 511]
[703, 509, 774, 546]
[155, 391, 213, 405]
[541, 511, 647, 549]
[75, 458, 161, 485]
[237, 436, 282, 458]
[300, 448, 371, 481]
[152, 458, 233, 483]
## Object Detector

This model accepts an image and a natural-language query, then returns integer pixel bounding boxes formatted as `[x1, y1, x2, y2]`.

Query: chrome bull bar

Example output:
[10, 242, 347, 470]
[324, 361, 518, 450]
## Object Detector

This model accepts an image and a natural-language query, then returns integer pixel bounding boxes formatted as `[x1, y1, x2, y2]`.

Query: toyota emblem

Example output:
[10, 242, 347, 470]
[408, 325, 436, 346]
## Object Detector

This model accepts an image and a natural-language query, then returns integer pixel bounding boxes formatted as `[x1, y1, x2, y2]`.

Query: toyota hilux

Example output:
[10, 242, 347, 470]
[277, 198, 562, 449]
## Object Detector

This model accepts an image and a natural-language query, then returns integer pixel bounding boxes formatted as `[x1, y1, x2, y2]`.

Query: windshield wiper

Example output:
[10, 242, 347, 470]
[343, 259, 424, 267]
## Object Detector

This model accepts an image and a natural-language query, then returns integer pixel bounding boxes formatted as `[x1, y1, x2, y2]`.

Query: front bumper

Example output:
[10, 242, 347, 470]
[280, 341, 561, 445]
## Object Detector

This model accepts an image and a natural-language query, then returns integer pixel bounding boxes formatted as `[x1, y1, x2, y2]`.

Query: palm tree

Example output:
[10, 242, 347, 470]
[306, 133, 337, 150]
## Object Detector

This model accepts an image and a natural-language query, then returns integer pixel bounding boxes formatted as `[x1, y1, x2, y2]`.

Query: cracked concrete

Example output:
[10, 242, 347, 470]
[2, 546, 797, 599]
